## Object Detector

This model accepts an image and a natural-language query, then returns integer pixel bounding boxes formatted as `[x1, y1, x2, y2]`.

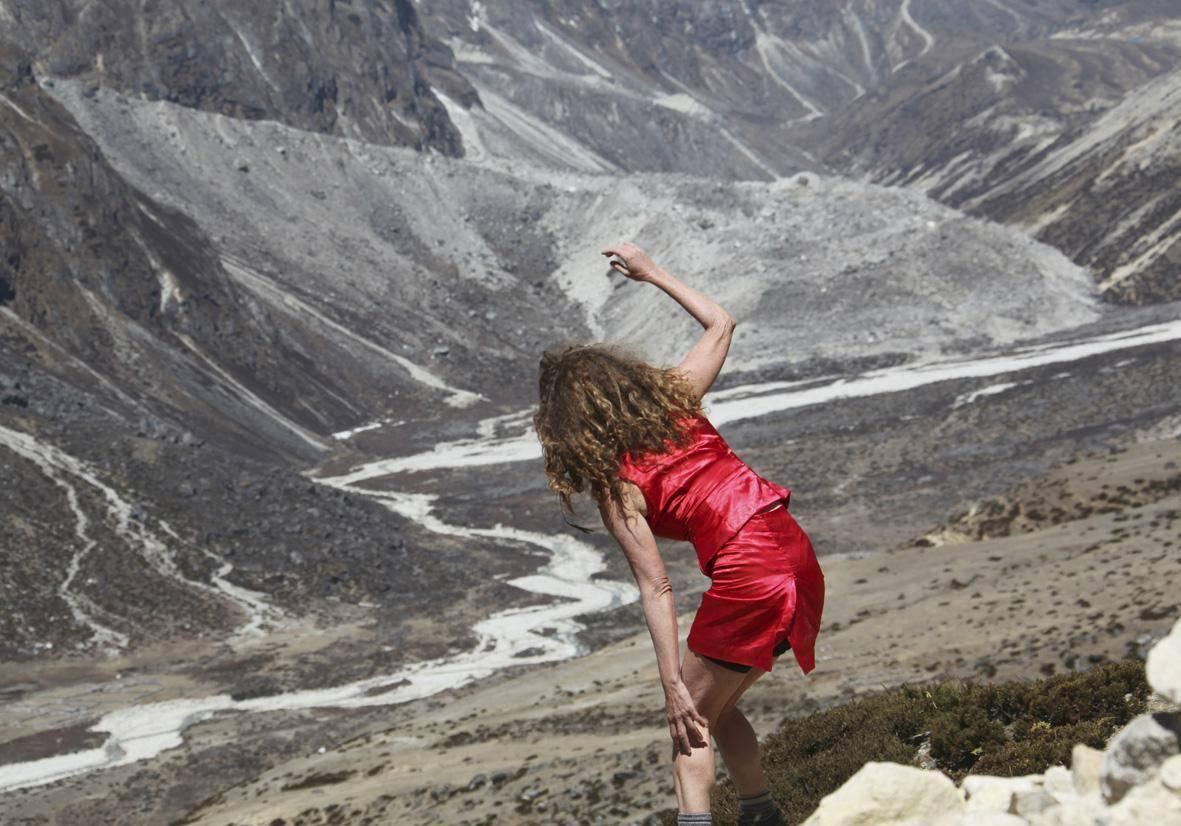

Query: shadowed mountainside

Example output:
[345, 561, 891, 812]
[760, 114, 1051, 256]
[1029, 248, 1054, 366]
[0, 0, 476, 153]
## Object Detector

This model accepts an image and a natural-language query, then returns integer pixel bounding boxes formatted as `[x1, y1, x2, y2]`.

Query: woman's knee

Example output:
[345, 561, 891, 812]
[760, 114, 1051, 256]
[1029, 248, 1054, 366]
[682, 652, 754, 722]
[713, 705, 747, 738]
[715, 668, 764, 722]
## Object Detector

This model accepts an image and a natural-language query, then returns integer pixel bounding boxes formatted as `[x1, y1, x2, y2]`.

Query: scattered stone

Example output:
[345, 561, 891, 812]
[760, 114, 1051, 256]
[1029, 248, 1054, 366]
[519, 784, 545, 802]
[611, 769, 639, 785]
[1099, 712, 1181, 803]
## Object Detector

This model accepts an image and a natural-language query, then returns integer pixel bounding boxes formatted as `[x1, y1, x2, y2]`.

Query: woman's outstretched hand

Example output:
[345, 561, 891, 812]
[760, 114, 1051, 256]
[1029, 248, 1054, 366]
[663, 677, 709, 758]
[602, 241, 660, 282]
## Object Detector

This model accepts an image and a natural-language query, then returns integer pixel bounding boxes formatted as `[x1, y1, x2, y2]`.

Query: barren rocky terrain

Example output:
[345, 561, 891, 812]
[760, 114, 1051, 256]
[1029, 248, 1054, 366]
[2, 1, 1180, 823]
[5, 410, 1176, 825]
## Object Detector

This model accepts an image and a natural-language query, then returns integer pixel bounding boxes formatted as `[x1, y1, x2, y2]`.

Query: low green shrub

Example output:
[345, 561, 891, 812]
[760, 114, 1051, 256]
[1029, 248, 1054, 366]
[655, 660, 1149, 826]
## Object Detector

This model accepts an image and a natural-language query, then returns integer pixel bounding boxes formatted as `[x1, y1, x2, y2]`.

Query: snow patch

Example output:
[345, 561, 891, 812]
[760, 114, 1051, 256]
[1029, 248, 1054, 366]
[653, 92, 707, 116]
[952, 381, 1026, 408]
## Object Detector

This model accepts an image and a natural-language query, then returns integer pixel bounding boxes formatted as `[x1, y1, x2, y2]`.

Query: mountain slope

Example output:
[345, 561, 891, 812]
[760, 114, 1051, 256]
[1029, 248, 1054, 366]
[809, 7, 1181, 302]
[971, 65, 1181, 304]
[0, 46, 541, 661]
[49, 77, 1102, 379]
[0, 0, 476, 153]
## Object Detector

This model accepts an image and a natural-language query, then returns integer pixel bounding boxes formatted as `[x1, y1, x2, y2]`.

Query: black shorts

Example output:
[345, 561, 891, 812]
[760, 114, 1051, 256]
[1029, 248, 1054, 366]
[703, 638, 791, 673]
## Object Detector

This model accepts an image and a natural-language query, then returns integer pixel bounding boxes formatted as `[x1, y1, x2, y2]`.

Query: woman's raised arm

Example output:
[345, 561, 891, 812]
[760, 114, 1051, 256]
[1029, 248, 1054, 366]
[601, 242, 736, 403]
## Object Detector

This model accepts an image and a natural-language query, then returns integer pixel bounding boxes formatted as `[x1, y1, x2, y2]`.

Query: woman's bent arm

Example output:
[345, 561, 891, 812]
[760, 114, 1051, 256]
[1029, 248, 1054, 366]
[601, 241, 736, 402]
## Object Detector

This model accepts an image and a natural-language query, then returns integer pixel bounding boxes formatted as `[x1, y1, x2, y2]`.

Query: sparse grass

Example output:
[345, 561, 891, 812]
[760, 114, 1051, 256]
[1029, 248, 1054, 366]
[657, 660, 1149, 825]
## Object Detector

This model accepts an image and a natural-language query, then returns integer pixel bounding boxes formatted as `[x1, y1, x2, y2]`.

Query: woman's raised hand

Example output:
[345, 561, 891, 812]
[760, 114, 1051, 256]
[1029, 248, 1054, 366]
[601, 241, 660, 282]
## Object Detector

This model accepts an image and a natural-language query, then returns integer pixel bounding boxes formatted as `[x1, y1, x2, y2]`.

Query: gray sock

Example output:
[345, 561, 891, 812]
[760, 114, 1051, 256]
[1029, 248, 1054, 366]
[737, 789, 782, 825]
[677, 812, 712, 825]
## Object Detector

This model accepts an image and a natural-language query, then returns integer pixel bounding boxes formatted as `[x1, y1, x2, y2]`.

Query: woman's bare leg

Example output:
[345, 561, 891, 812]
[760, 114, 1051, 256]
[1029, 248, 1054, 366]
[712, 657, 776, 795]
[713, 706, 767, 796]
[673, 651, 750, 813]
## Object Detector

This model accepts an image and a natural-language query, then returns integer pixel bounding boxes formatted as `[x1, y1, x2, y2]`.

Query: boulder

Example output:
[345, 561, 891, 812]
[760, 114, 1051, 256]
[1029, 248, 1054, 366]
[962, 775, 1040, 811]
[1010, 788, 1057, 817]
[1024, 795, 1098, 826]
[1104, 776, 1181, 825]
[1162, 755, 1181, 792]
[1099, 712, 1181, 803]
[1147, 618, 1181, 705]
[1071, 744, 1103, 795]
[803, 762, 964, 826]
[1041, 766, 1073, 798]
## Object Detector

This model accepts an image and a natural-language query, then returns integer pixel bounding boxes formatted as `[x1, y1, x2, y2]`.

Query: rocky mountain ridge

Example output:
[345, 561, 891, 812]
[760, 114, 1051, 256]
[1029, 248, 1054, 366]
[0, 0, 476, 153]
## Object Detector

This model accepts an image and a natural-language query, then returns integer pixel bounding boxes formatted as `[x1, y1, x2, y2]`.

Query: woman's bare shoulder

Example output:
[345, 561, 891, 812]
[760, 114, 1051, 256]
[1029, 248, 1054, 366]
[616, 477, 648, 519]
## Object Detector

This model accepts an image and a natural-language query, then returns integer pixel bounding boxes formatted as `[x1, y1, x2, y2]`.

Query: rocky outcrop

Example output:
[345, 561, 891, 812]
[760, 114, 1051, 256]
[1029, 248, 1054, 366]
[1100, 713, 1181, 804]
[802, 762, 965, 825]
[800, 618, 1181, 825]
[1, 0, 475, 154]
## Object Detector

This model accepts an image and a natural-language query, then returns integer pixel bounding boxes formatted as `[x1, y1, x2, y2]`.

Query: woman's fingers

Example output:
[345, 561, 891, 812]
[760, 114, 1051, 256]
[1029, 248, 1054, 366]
[669, 713, 705, 755]
[601, 242, 636, 257]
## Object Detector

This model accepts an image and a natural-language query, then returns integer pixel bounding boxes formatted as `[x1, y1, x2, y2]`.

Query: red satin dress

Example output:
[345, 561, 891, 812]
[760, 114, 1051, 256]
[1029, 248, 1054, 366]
[617, 413, 825, 673]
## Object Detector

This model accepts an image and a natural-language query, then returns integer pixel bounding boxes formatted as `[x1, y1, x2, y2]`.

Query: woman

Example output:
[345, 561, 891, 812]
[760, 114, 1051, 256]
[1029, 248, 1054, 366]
[532, 242, 825, 826]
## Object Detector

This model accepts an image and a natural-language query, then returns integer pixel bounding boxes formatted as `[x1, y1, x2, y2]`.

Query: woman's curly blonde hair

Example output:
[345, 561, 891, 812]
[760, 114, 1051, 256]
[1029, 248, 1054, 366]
[533, 342, 702, 528]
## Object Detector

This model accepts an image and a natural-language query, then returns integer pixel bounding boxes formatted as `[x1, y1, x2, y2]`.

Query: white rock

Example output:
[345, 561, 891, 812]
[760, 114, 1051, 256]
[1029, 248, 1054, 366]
[802, 762, 965, 826]
[1042, 766, 1073, 797]
[1011, 788, 1057, 817]
[1100, 712, 1181, 803]
[1163, 755, 1181, 792]
[1104, 776, 1181, 825]
[962, 775, 1040, 811]
[955, 812, 1026, 825]
[1071, 744, 1103, 795]
[1025, 794, 1101, 826]
[1148, 618, 1181, 705]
